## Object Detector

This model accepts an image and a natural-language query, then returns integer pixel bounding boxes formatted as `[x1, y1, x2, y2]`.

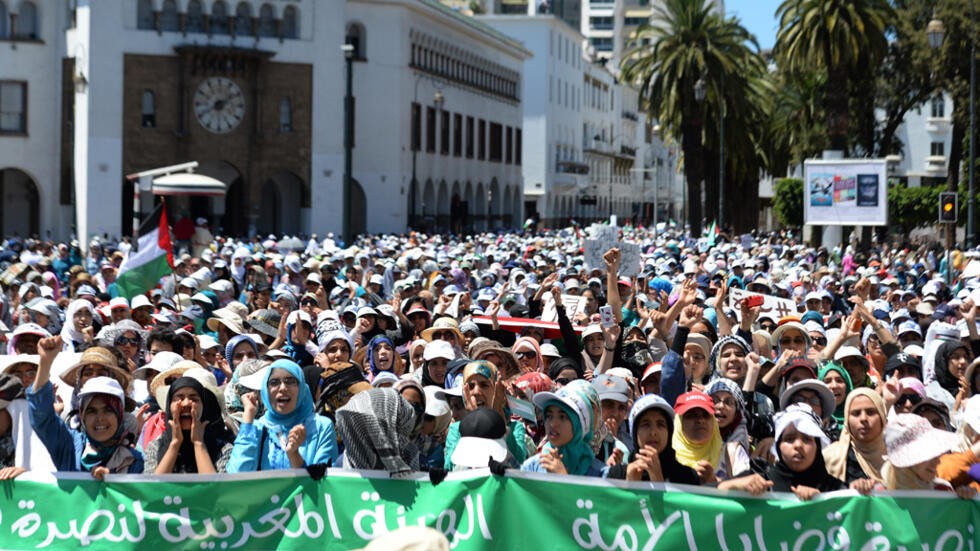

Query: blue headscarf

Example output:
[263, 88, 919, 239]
[226, 334, 259, 370]
[259, 359, 315, 430]
[366, 335, 395, 377]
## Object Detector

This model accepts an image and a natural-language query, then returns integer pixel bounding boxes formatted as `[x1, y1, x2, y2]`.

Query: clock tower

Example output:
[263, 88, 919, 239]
[122, 46, 312, 236]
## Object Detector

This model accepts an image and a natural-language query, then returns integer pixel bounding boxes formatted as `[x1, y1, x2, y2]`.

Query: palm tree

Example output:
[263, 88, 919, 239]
[775, 0, 894, 153]
[622, 0, 763, 235]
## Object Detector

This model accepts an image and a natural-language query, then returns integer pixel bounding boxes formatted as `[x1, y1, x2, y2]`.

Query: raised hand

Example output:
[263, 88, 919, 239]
[540, 448, 568, 475]
[285, 424, 307, 455]
[679, 305, 703, 329]
[603, 248, 622, 270]
[188, 401, 208, 444]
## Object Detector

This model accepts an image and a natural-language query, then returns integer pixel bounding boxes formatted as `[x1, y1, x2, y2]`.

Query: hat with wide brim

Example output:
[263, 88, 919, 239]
[421, 318, 465, 343]
[246, 309, 282, 338]
[60, 346, 132, 389]
[207, 314, 246, 335]
[779, 379, 836, 421]
[884, 413, 961, 468]
[0, 354, 39, 375]
[149, 361, 199, 406]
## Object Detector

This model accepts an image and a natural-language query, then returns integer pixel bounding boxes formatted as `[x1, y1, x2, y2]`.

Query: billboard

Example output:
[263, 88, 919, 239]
[803, 159, 888, 225]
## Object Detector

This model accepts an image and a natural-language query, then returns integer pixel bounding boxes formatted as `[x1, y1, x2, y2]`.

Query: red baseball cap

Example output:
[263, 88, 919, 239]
[673, 391, 715, 416]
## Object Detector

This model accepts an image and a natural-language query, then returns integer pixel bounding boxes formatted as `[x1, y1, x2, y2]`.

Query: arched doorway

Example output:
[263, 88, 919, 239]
[422, 179, 435, 232]
[258, 181, 281, 236]
[488, 179, 500, 229]
[0, 168, 39, 237]
[474, 182, 486, 231]
[195, 160, 244, 236]
[258, 169, 306, 237]
[436, 180, 449, 232]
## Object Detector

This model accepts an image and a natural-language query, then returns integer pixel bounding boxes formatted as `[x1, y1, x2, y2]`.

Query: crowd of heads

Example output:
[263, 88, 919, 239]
[0, 226, 978, 502]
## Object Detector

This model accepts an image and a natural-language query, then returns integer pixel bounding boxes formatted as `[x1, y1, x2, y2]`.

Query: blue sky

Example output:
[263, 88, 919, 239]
[726, 0, 781, 50]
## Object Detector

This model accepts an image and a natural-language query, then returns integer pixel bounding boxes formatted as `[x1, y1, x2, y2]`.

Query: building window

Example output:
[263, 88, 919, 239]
[515, 128, 522, 166]
[505, 126, 513, 164]
[14, 1, 38, 39]
[426, 106, 436, 153]
[211, 1, 229, 34]
[478, 119, 486, 160]
[279, 98, 292, 132]
[931, 141, 945, 157]
[931, 95, 945, 118]
[466, 116, 474, 158]
[489, 122, 503, 162]
[453, 113, 462, 157]
[282, 6, 298, 39]
[346, 23, 366, 60]
[410, 102, 421, 152]
[440, 111, 450, 155]
[186, 0, 205, 32]
[160, 0, 179, 32]
[136, 0, 154, 30]
[234, 2, 252, 36]
[257, 4, 276, 37]
[141, 90, 156, 128]
[0, 81, 27, 134]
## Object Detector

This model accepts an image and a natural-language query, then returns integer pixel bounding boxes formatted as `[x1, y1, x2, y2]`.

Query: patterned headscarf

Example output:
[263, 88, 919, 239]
[537, 380, 599, 476]
[708, 335, 751, 379]
[335, 388, 420, 476]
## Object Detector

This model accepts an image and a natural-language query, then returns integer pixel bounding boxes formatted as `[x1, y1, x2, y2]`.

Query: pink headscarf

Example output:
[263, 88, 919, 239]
[511, 336, 543, 372]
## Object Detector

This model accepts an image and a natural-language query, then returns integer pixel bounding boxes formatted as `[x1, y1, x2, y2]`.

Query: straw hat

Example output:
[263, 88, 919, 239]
[60, 346, 132, 388]
[420, 317, 465, 343]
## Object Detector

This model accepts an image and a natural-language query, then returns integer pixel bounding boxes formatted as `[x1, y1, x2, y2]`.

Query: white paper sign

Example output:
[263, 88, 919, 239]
[584, 224, 642, 277]
[727, 287, 800, 320]
[540, 293, 587, 323]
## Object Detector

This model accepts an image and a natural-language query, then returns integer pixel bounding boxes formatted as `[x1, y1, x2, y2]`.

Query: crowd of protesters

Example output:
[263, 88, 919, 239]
[0, 226, 977, 504]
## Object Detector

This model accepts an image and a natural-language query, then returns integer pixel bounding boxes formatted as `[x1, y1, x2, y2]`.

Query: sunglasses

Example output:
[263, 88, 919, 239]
[516, 351, 537, 360]
[301, 300, 318, 307]
[432, 331, 455, 340]
[896, 393, 922, 407]
[115, 336, 140, 346]
[779, 337, 807, 346]
[812, 337, 827, 346]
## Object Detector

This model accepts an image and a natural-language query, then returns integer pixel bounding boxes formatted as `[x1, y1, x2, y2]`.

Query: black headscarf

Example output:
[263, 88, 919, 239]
[934, 341, 970, 395]
[766, 441, 844, 493]
[606, 408, 700, 485]
[153, 377, 235, 473]
[547, 357, 583, 382]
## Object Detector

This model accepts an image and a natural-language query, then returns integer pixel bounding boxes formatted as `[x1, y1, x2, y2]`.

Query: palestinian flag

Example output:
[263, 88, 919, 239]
[116, 202, 174, 299]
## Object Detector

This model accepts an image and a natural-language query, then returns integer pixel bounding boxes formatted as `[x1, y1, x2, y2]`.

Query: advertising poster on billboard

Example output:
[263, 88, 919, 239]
[803, 159, 888, 225]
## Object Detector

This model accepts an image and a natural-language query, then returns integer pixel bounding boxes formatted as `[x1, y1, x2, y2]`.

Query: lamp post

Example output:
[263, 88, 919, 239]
[342, 43, 354, 243]
[929, 8, 975, 248]
[409, 75, 444, 231]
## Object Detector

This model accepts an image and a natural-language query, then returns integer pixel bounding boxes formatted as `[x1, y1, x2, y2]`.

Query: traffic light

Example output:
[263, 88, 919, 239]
[940, 192, 958, 223]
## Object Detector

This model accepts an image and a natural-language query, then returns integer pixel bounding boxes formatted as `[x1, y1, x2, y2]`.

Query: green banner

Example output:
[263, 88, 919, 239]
[0, 470, 978, 549]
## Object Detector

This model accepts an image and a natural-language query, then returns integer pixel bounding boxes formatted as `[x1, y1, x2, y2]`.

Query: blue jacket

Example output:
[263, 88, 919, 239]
[226, 414, 338, 472]
[27, 382, 144, 474]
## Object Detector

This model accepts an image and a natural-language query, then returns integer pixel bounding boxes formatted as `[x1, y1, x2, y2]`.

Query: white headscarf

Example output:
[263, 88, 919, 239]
[60, 299, 95, 352]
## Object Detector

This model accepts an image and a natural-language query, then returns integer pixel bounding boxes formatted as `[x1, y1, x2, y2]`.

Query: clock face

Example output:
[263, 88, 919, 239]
[193, 77, 245, 134]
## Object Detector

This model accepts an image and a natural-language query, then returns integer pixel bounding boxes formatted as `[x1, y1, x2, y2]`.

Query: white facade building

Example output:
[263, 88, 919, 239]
[349, 0, 529, 234]
[0, 0, 527, 245]
[888, 93, 953, 188]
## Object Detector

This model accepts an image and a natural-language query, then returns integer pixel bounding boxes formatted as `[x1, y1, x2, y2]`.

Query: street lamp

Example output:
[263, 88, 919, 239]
[929, 9, 975, 248]
[409, 75, 445, 230]
[342, 43, 355, 243]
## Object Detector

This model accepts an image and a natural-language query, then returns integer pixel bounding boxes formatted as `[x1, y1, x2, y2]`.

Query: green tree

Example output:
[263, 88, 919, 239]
[622, 0, 762, 235]
[775, 0, 894, 152]
[773, 178, 804, 227]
